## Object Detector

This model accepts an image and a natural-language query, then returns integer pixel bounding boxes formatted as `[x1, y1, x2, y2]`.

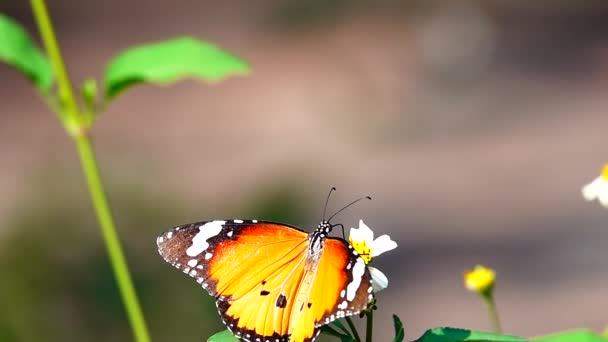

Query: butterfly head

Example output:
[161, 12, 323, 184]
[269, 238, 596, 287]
[320, 187, 372, 242]
[316, 221, 332, 234]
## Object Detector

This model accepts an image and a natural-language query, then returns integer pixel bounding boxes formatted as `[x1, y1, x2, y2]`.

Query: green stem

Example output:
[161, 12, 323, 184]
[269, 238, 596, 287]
[30, 2, 151, 342]
[75, 135, 151, 342]
[30, 0, 81, 135]
[483, 295, 502, 334]
[602, 325, 608, 337]
[345, 317, 362, 342]
[365, 310, 374, 342]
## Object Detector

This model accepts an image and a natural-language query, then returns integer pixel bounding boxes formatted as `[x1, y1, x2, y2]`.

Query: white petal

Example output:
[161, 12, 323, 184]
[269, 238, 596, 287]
[369, 266, 388, 292]
[349, 219, 374, 243]
[599, 192, 608, 208]
[582, 177, 608, 208]
[370, 234, 398, 257]
[598, 181, 608, 205]
[582, 177, 602, 201]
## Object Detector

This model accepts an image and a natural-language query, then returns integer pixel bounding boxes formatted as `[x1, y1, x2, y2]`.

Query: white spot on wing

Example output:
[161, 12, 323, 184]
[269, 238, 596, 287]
[167, 231, 173, 239]
[227, 231, 233, 237]
[205, 252, 213, 260]
[252, 220, 258, 223]
[186, 221, 226, 257]
[346, 258, 365, 301]
[187, 259, 198, 267]
[234, 219, 244, 223]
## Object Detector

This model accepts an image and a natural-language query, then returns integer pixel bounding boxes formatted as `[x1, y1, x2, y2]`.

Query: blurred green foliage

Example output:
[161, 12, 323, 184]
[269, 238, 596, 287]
[104, 37, 250, 99]
[268, 0, 357, 29]
[0, 14, 53, 91]
[412, 328, 525, 342]
[0, 175, 314, 341]
[532, 330, 608, 342]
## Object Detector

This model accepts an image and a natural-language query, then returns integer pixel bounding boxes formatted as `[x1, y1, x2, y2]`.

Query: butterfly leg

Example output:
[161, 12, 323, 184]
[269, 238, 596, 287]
[332, 224, 345, 239]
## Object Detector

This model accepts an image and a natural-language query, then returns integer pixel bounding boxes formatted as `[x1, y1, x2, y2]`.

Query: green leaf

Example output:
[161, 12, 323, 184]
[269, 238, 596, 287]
[207, 330, 239, 342]
[81, 77, 98, 108]
[321, 325, 355, 342]
[80, 77, 97, 114]
[104, 37, 249, 98]
[532, 329, 608, 342]
[393, 314, 405, 342]
[0, 14, 53, 91]
[413, 327, 527, 342]
[331, 319, 353, 336]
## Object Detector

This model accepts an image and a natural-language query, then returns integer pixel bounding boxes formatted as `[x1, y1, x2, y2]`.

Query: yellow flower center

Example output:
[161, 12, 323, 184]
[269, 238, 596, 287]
[602, 164, 608, 181]
[464, 265, 495, 294]
[349, 238, 373, 264]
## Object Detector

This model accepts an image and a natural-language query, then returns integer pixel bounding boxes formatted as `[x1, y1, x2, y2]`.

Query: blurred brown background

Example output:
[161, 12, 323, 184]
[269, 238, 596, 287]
[1, 1, 608, 341]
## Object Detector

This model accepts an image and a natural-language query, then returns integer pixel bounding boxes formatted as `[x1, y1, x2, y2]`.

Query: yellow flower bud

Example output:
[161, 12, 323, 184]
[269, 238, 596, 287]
[464, 265, 496, 295]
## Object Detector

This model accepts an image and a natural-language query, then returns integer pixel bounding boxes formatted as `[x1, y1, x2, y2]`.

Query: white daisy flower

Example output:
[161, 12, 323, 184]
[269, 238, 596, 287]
[582, 164, 608, 207]
[348, 220, 397, 292]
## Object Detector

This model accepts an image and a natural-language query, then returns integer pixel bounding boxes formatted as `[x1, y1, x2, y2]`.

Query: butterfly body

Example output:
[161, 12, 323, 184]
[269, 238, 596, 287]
[157, 219, 374, 342]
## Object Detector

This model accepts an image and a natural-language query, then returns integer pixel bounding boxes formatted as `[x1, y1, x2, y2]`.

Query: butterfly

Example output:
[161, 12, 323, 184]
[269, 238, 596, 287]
[156, 191, 374, 342]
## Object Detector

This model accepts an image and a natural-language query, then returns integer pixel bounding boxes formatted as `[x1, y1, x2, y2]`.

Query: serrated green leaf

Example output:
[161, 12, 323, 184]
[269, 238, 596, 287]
[207, 330, 239, 342]
[0, 14, 53, 91]
[532, 329, 608, 342]
[413, 327, 527, 342]
[104, 37, 249, 98]
[393, 314, 405, 342]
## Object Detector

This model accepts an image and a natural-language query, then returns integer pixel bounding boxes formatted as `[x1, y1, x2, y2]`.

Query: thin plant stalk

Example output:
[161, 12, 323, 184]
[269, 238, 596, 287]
[29, 1, 151, 341]
[482, 295, 502, 334]
[365, 310, 374, 342]
[345, 317, 362, 342]
[74, 135, 151, 342]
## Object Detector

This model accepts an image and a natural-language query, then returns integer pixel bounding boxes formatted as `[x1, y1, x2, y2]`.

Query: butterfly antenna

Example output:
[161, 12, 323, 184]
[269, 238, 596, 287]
[322, 187, 337, 221]
[327, 196, 372, 223]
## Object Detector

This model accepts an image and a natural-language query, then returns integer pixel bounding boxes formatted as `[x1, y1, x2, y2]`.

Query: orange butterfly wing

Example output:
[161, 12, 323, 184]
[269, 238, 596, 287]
[288, 238, 374, 342]
[157, 220, 373, 342]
